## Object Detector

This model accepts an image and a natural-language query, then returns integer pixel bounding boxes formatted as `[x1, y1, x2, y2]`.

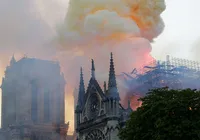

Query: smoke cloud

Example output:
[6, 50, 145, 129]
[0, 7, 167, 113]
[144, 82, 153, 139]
[56, 0, 166, 77]
[57, 0, 166, 46]
[56, 0, 166, 101]
[191, 38, 200, 61]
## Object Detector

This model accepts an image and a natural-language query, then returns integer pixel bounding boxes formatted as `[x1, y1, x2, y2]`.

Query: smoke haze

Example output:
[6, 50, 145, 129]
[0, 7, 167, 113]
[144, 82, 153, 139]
[0, 0, 166, 134]
[0, 0, 68, 131]
[0, 0, 61, 71]
[191, 38, 200, 61]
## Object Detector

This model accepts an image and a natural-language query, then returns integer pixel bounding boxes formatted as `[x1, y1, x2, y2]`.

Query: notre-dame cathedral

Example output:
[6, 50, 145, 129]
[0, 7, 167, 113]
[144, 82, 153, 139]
[0, 56, 69, 140]
[75, 53, 132, 140]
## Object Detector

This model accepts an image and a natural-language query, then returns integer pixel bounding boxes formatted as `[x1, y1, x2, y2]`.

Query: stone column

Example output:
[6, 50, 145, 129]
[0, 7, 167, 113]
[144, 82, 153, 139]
[109, 100, 112, 115]
[116, 101, 119, 116]
[113, 100, 115, 115]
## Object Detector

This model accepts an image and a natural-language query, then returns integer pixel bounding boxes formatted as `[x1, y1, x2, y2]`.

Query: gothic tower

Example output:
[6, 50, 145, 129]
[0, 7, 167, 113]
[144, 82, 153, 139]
[75, 53, 132, 140]
[1, 56, 69, 140]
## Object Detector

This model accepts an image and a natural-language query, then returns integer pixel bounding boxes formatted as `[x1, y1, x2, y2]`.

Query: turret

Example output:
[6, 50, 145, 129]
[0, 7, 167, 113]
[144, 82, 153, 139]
[75, 67, 85, 129]
[77, 67, 85, 109]
[10, 54, 16, 66]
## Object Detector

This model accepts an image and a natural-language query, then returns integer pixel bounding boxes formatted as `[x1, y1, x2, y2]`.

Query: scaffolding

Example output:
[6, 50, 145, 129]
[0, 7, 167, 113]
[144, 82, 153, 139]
[119, 55, 200, 96]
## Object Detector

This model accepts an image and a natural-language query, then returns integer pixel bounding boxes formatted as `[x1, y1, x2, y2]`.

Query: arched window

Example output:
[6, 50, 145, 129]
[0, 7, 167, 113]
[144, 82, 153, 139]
[44, 91, 50, 122]
[56, 85, 61, 124]
[85, 129, 106, 140]
[83, 117, 88, 122]
[100, 110, 104, 115]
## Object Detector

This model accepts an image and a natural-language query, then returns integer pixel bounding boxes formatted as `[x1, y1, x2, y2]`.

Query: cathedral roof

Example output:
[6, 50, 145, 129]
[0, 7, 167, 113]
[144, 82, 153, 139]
[9, 57, 60, 71]
[4, 56, 64, 88]
[17, 57, 59, 66]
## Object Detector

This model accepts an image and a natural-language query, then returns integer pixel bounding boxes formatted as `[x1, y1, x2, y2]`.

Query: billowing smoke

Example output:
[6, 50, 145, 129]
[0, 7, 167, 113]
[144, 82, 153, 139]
[58, 0, 166, 44]
[0, 0, 60, 77]
[56, 0, 166, 84]
[56, 0, 166, 110]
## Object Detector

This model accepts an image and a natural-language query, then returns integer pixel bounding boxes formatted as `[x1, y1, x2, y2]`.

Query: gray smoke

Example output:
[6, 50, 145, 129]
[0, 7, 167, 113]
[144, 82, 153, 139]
[0, 0, 65, 69]
[191, 38, 200, 61]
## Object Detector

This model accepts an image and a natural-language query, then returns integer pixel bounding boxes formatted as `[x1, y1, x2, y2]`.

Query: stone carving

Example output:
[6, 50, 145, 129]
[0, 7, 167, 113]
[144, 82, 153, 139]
[23, 128, 31, 137]
[85, 129, 106, 140]
[10, 128, 20, 137]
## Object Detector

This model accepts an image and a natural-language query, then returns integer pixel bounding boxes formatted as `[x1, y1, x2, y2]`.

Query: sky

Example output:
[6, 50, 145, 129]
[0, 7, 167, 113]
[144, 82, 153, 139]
[151, 0, 200, 61]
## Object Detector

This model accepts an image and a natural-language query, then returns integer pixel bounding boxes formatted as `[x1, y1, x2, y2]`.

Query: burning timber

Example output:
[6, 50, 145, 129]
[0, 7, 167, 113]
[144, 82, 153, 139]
[119, 55, 200, 97]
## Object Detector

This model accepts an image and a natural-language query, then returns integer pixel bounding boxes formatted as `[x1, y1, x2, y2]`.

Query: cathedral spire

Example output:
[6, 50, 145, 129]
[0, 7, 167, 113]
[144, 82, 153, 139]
[77, 67, 85, 108]
[91, 59, 95, 79]
[107, 53, 120, 100]
[108, 52, 117, 88]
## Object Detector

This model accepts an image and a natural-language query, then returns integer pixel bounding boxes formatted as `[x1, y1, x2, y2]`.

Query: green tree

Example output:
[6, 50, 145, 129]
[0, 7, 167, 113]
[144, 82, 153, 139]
[119, 87, 200, 140]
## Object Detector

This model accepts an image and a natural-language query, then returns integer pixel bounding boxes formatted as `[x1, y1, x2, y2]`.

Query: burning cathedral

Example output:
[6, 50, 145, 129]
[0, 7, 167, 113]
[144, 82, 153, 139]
[0, 56, 69, 140]
[75, 53, 132, 140]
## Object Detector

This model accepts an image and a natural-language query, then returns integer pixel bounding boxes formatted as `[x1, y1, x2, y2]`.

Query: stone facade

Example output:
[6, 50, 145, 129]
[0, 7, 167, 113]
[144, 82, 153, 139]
[0, 56, 69, 140]
[75, 53, 132, 140]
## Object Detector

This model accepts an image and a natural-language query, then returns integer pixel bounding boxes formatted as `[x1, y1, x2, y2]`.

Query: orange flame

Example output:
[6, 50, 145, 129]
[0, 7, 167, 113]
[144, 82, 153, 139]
[65, 86, 75, 135]
[130, 95, 142, 110]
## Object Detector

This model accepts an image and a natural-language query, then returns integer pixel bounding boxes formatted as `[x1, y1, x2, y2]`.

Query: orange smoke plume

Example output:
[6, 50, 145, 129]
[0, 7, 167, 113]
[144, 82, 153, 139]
[57, 0, 166, 48]
[55, 0, 166, 91]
